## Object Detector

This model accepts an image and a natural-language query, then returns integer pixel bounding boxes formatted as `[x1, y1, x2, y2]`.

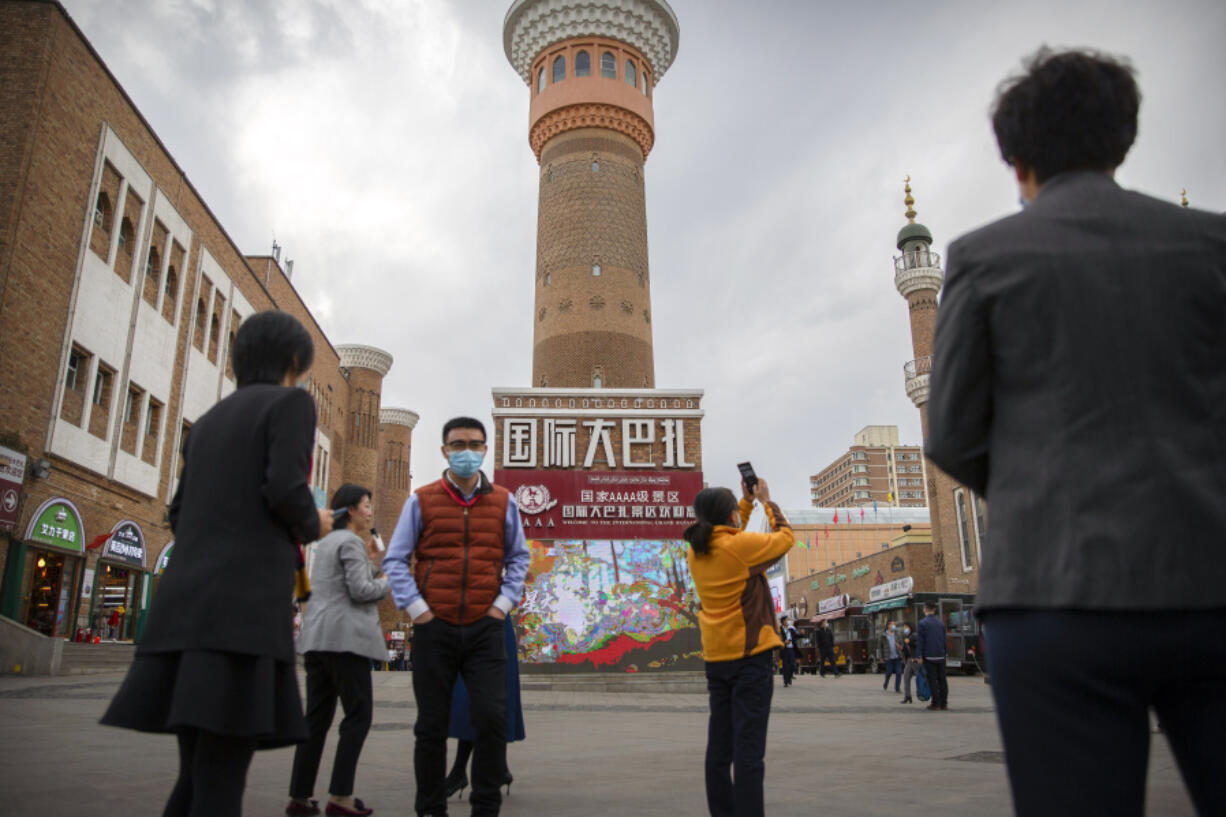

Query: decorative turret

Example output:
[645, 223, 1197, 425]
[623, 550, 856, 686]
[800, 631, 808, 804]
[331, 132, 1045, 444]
[893, 177, 944, 408]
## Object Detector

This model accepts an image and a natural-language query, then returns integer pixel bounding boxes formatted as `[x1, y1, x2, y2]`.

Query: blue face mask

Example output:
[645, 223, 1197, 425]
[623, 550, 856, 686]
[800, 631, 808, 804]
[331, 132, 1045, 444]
[448, 450, 484, 479]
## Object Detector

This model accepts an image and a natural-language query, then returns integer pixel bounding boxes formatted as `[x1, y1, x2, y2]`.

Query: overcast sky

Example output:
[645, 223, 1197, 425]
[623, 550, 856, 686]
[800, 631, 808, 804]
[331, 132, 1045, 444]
[60, 0, 1226, 509]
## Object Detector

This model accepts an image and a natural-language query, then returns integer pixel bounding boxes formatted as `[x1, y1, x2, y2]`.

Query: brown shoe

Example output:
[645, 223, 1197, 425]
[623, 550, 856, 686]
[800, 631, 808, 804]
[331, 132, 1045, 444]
[286, 800, 320, 816]
[926, 703, 940, 710]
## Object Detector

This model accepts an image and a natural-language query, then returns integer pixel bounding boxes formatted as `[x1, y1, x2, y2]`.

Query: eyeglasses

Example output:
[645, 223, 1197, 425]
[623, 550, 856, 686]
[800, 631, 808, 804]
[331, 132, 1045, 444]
[445, 440, 487, 452]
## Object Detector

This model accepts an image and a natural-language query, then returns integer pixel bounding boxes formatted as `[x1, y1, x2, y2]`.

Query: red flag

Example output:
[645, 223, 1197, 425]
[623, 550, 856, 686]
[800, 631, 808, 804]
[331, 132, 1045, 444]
[860, 507, 865, 521]
[824, 527, 830, 539]
[832, 510, 839, 524]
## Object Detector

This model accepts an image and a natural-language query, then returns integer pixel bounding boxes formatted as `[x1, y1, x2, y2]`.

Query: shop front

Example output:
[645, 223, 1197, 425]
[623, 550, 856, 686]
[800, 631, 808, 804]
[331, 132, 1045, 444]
[88, 521, 149, 642]
[8, 498, 86, 638]
[862, 576, 979, 673]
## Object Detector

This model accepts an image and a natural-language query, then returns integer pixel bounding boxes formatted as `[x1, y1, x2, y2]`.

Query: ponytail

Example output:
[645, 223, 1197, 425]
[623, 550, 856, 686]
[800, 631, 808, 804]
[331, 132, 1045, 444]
[685, 487, 739, 557]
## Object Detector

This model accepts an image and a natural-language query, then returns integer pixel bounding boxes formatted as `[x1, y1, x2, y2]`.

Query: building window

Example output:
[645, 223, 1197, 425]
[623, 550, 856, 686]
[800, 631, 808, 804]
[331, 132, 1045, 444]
[544, 273, 551, 285]
[601, 51, 616, 78]
[972, 494, 987, 562]
[117, 218, 132, 254]
[625, 59, 637, 87]
[552, 55, 565, 83]
[954, 488, 974, 571]
[642, 70, 650, 95]
[94, 193, 111, 231]
[194, 297, 207, 350]
[66, 349, 84, 391]
[592, 263, 601, 276]
[592, 160, 599, 172]
[575, 50, 590, 77]
[146, 399, 161, 438]
[123, 385, 140, 424]
[536, 66, 545, 93]
[143, 248, 160, 305]
[92, 367, 112, 407]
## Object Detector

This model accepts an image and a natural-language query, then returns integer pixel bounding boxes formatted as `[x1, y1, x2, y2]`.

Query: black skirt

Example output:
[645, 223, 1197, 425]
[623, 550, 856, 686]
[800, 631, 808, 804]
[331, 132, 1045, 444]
[100, 649, 307, 749]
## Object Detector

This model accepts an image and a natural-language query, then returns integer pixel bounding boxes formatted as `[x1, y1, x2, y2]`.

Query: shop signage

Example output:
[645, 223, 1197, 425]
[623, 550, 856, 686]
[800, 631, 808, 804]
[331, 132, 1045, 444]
[851, 565, 871, 578]
[869, 576, 914, 602]
[493, 469, 703, 539]
[890, 556, 905, 573]
[0, 445, 26, 532]
[155, 541, 174, 574]
[389, 631, 406, 640]
[818, 593, 849, 614]
[102, 521, 146, 568]
[81, 567, 95, 597]
[498, 417, 698, 470]
[826, 573, 847, 586]
[25, 498, 84, 553]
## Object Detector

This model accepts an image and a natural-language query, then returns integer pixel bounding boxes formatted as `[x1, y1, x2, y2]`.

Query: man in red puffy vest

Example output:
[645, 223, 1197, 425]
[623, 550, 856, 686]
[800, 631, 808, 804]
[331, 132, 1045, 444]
[384, 417, 529, 817]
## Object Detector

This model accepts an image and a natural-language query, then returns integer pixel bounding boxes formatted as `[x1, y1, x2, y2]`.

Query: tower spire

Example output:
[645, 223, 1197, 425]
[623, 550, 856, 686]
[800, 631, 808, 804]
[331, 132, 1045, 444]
[1181, 188, 1189, 208]
[904, 175, 917, 223]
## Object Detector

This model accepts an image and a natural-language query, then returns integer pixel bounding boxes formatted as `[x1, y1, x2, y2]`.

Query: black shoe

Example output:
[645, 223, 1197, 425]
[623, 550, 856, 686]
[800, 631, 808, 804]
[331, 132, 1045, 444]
[443, 770, 468, 800]
[502, 769, 513, 796]
[900, 697, 912, 703]
[883, 680, 888, 689]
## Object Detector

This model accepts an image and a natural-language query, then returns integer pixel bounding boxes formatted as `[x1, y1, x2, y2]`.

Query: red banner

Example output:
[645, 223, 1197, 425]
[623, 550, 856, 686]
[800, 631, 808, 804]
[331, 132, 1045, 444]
[494, 469, 704, 539]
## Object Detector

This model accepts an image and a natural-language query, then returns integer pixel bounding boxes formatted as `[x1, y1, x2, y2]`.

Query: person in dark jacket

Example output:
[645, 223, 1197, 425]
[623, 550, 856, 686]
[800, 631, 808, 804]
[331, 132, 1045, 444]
[101, 311, 333, 817]
[815, 620, 839, 678]
[916, 602, 948, 710]
[779, 617, 799, 687]
[899, 623, 920, 704]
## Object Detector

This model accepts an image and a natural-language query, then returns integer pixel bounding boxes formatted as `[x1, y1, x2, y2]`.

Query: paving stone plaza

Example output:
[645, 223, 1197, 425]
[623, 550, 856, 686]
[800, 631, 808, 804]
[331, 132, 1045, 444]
[1, 669, 1196, 815]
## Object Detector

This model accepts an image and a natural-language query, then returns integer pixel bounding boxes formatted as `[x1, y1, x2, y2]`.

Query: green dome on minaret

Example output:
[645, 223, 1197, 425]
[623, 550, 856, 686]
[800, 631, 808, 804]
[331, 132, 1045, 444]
[896, 175, 933, 249]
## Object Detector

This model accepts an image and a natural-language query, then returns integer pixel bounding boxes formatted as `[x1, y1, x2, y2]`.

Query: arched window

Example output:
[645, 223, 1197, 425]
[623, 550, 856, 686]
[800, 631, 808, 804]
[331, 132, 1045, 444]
[592, 263, 601, 276]
[145, 248, 160, 281]
[592, 160, 599, 172]
[164, 266, 177, 301]
[625, 60, 637, 87]
[552, 55, 565, 83]
[592, 373, 602, 388]
[642, 71, 650, 95]
[117, 218, 133, 253]
[575, 50, 591, 77]
[601, 51, 616, 78]
[536, 66, 545, 93]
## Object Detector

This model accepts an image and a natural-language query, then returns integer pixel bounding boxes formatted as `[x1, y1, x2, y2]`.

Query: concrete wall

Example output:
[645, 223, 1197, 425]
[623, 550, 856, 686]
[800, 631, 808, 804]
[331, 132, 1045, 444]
[0, 615, 62, 675]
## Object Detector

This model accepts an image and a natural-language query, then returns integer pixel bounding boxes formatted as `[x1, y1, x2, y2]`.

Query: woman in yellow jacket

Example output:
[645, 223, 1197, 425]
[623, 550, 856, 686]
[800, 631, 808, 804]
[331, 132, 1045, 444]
[685, 478, 794, 817]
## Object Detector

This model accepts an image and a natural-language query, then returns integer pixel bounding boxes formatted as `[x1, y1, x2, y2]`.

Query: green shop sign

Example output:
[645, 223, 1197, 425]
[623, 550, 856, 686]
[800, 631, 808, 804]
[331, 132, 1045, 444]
[852, 566, 871, 578]
[25, 498, 84, 553]
[826, 573, 847, 586]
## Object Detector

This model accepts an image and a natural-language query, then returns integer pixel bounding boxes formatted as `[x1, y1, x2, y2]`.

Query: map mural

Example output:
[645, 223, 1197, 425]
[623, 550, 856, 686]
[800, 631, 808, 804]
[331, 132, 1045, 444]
[515, 539, 703, 672]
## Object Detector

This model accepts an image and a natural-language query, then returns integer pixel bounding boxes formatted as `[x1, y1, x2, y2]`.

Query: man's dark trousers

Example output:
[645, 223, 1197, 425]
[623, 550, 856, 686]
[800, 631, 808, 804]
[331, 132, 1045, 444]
[704, 651, 773, 817]
[780, 647, 795, 686]
[883, 657, 903, 692]
[818, 650, 839, 677]
[290, 651, 374, 799]
[985, 610, 1226, 817]
[922, 659, 947, 708]
[411, 616, 507, 816]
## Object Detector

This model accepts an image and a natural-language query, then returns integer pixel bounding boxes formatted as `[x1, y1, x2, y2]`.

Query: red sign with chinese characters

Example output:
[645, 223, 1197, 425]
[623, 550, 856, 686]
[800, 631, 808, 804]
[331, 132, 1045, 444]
[494, 469, 705, 539]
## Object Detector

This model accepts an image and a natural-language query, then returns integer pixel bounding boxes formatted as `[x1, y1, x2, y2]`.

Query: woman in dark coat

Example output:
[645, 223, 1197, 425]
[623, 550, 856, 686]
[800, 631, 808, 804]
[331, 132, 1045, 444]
[443, 616, 525, 799]
[101, 311, 332, 817]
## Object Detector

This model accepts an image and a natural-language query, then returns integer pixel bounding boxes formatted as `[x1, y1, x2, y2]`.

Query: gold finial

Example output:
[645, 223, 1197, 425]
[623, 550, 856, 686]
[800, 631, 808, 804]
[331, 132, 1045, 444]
[1180, 188, 1189, 208]
[904, 175, 916, 222]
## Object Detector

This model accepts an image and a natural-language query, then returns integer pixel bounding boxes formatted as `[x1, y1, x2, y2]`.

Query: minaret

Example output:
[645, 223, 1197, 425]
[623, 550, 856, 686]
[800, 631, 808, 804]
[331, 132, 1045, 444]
[893, 179, 977, 592]
[335, 344, 393, 492]
[503, 0, 680, 389]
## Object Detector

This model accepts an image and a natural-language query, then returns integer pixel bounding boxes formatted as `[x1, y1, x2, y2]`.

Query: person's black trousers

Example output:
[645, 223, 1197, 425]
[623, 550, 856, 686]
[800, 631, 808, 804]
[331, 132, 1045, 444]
[985, 609, 1226, 817]
[164, 728, 256, 817]
[817, 649, 839, 677]
[780, 648, 795, 686]
[289, 651, 374, 800]
[922, 659, 948, 708]
[704, 651, 773, 817]
[412, 616, 507, 816]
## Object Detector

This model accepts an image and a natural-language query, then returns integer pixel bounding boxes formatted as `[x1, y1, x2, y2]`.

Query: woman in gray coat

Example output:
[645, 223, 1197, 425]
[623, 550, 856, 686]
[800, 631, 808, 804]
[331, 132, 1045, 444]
[287, 484, 389, 817]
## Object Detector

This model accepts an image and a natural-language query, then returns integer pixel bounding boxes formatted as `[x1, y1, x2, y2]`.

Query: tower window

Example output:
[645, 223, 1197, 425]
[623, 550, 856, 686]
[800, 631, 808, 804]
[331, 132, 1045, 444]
[643, 71, 650, 95]
[544, 273, 551, 285]
[575, 50, 590, 77]
[592, 264, 601, 277]
[592, 160, 599, 172]
[536, 66, 545, 93]
[601, 51, 616, 78]
[552, 55, 565, 83]
[625, 60, 637, 87]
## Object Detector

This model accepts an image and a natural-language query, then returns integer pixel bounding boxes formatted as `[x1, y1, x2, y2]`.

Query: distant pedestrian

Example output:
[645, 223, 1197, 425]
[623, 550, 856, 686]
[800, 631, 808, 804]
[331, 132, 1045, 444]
[879, 620, 903, 693]
[287, 484, 390, 817]
[926, 46, 1226, 815]
[779, 617, 798, 687]
[815, 620, 839, 678]
[686, 477, 794, 817]
[916, 602, 947, 710]
[899, 623, 919, 704]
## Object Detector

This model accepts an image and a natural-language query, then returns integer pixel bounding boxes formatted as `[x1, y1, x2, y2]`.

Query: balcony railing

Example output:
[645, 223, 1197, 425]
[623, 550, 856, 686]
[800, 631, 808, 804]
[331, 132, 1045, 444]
[903, 355, 932, 380]
[893, 249, 941, 275]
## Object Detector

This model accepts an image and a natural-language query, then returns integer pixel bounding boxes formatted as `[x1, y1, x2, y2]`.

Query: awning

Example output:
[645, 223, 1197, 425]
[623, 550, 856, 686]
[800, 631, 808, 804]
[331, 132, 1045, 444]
[863, 597, 909, 613]
[809, 609, 848, 623]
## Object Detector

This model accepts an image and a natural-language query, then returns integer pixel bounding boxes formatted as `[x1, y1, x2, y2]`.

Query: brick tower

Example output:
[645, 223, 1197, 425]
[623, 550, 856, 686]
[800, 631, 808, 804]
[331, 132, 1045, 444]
[374, 406, 417, 642]
[894, 179, 980, 593]
[335, 345, 393, 492]
[503, 0, 680, 389]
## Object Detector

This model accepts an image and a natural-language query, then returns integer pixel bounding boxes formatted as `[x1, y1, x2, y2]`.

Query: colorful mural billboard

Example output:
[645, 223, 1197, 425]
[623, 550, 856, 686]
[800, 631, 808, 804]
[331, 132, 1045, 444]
[516, 539, 702, 673]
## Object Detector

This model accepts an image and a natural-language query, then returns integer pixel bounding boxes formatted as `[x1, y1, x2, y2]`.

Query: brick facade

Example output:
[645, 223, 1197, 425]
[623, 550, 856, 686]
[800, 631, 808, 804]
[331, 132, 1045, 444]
[0, 2, 417, 652]
[785, 538, 936, 616]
